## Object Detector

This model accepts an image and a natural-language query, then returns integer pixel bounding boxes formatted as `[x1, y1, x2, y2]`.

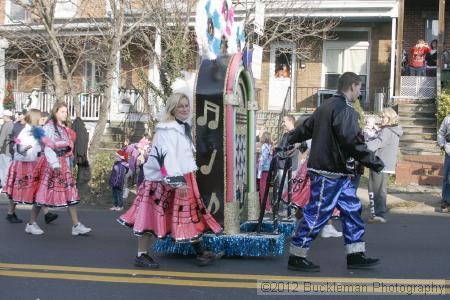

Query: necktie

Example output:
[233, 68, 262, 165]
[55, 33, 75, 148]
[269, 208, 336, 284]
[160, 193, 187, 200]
[176, 119, 192, 142]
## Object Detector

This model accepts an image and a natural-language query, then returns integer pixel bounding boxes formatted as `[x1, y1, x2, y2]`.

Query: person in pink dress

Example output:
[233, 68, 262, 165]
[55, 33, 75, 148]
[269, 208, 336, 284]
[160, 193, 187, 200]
[4, 109, 46, 234]
[35, 102, 91, 236]
[118, 92, 223, 268]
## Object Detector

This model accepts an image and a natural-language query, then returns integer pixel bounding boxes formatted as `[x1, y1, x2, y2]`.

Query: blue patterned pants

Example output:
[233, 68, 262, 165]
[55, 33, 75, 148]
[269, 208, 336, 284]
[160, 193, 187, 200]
[290, 172, 366, 257]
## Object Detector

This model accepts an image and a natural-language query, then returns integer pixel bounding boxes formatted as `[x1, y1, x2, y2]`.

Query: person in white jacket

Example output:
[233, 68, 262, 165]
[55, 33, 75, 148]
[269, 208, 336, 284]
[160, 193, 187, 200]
[118, 92, 223, 268]
[4, 109, 47, 234]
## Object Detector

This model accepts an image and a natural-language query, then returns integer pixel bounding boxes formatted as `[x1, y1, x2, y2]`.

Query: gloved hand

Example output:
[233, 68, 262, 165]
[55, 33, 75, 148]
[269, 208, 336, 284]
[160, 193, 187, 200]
[287, 130, 297, 145]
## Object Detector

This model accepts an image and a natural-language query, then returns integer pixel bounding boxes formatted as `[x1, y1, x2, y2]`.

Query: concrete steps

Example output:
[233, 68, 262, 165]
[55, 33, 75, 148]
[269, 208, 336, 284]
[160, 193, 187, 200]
[396, 100, 439, 155]
[399, 116, 436, 127]
[395, 100, 441, 179]
[100, 120, 148, 149]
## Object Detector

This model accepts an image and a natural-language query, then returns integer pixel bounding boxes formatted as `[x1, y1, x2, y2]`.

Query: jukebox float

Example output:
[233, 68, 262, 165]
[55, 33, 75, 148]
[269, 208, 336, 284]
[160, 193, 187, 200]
[154, 0, 292, 256]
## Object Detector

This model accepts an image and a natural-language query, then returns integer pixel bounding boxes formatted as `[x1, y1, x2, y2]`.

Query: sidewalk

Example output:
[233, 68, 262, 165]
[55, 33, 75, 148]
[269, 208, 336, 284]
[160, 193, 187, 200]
[357, 187, 443, 215]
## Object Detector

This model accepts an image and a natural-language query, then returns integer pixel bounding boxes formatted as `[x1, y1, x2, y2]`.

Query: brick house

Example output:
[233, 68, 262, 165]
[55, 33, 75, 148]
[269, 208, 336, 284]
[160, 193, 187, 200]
[0, 1, 448, 169]
[255, 1, 398, 113]
[0, 0, 159, 125]
[1, 1, 399, 120]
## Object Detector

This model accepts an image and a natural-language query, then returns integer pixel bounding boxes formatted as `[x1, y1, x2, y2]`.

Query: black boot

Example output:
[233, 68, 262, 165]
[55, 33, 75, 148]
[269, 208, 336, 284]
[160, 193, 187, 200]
[6, 213, 23, 223]
[347, 252, 379, 269]
[45, 212, 58, 224]
[287, 255, 320, 272]
[134, 253, 159, 269]
[193, 241, 224, 267]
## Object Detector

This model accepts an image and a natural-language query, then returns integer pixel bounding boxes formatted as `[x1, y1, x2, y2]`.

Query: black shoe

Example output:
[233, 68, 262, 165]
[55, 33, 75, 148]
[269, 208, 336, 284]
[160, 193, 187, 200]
[6, 213, 23, 223]
[134, 254, 159, 269]
[347, 252, 379, 269]
[287, 255, 320, 272]
[441, 201, 449, 213]
[45, 212, 58, 224]
[196, 251, 225, 267]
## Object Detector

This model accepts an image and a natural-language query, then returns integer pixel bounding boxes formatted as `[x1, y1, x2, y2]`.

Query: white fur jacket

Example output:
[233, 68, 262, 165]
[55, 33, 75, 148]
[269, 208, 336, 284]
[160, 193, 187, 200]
[13, 124, 42, 162]
[143, 121, 197, 184]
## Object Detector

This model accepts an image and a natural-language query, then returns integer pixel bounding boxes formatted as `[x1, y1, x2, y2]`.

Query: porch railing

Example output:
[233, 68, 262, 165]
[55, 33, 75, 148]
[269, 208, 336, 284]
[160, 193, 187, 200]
[12, 89, 148, 121]
[295, 86, 393, 112]
[119, 89, 145, 113]
[399, 76, 436, 99]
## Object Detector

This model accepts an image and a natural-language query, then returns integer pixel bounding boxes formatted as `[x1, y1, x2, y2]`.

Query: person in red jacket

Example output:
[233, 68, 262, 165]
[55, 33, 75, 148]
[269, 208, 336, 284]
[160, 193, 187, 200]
[408, 39, 431, 76]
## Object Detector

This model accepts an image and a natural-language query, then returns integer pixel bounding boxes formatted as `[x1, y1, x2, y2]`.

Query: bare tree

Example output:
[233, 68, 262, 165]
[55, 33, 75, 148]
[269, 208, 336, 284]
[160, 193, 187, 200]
[236, 0, 339, 64]
[0, 0, 338, 155]
[124, 0, 338, 118]
[0, 0, 105, 117]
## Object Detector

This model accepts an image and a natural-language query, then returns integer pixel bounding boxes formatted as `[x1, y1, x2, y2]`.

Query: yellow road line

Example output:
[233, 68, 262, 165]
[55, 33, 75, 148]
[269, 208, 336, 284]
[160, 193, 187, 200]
[0, 270, 448, 294]
[0, 263, 448, 286]
[0, 270, 255, 288]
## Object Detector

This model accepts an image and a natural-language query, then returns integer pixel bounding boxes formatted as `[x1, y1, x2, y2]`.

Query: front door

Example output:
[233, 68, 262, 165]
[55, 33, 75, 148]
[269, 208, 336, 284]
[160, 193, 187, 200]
[268, 43, 296, 111]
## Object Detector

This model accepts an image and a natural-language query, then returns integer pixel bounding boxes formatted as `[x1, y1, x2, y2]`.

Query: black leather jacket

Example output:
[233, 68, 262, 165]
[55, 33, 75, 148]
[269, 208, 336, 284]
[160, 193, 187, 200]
[288, 94, 384, 176]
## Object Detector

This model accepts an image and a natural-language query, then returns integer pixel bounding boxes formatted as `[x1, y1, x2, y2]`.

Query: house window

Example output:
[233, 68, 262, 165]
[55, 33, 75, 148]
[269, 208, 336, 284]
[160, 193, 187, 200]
[425, 19, 438, 44]
[323, 41, 369, 109]
[7, 0, 31, 22]
[55, 0, 78, 18]
[5, 63, 18, 89]
[85, 61, 104, 92]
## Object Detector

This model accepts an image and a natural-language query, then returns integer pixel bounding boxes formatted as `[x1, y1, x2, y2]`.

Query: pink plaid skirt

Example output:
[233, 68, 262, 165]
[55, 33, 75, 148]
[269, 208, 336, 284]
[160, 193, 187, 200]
[118, 172, 222, 241]
[35, 156, 79, 207]
[4, 160, 39, 204]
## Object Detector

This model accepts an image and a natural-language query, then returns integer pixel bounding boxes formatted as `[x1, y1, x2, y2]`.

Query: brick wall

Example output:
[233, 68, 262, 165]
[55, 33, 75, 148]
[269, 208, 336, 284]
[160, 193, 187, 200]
[0, 0, 5, 24]
[16, 60, 87, 92]
[403, 0, 450, 50]
[369, 22, 392, 111]
[254, 50, 270, 111]
[256, 21, 393, 112]
[254, 42, 323, 111]
[78, 0, 106, 18]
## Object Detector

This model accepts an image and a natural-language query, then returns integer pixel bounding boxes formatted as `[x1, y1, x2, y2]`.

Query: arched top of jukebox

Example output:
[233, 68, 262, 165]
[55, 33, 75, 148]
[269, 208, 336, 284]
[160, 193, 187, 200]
[195, 0, 246, 61]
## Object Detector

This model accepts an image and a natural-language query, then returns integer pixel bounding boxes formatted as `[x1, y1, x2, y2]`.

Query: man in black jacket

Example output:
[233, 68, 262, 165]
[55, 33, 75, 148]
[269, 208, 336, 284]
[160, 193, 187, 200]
[287, 72, 384, 272]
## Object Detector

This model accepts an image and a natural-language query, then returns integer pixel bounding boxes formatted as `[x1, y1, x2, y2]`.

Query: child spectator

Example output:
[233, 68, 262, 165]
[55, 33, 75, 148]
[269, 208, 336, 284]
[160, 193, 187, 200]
[366, 108, 403, 223]
[136, 140, 151, 188]
[363, 116, 380, 142]
[257, 131, 273, 212]
[109, 150, 130, 211]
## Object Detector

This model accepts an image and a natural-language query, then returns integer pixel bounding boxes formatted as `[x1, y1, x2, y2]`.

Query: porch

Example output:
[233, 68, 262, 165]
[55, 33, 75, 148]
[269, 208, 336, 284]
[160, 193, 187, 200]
[11, 89, 149, 121]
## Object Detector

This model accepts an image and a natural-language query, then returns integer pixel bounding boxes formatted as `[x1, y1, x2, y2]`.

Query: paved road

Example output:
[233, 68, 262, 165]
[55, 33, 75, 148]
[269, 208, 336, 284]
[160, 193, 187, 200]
[1, 201, 449, 300]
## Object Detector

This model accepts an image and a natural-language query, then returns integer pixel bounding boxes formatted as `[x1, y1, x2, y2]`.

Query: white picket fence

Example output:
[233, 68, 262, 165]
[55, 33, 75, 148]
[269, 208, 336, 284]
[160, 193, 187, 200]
[12, 89, 147, 120]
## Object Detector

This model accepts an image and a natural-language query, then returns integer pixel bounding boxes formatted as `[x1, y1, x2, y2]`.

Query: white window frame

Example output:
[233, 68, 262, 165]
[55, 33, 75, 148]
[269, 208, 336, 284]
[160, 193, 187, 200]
[5, 0, 30, 24]
[268, 41, 296, 111]
[54, 0, 78, 19]
[425, 19, 438, 44]
[322, 41, 370, 83]
[5, 62, 18, 89]
[85, 60, 104, 91]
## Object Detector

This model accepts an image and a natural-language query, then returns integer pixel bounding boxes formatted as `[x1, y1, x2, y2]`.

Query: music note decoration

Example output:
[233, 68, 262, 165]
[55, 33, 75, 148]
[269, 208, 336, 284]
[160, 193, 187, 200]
[197, 100, 220, 129]
[207, 192, 220, 214]
[200, 149, 217, 175]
